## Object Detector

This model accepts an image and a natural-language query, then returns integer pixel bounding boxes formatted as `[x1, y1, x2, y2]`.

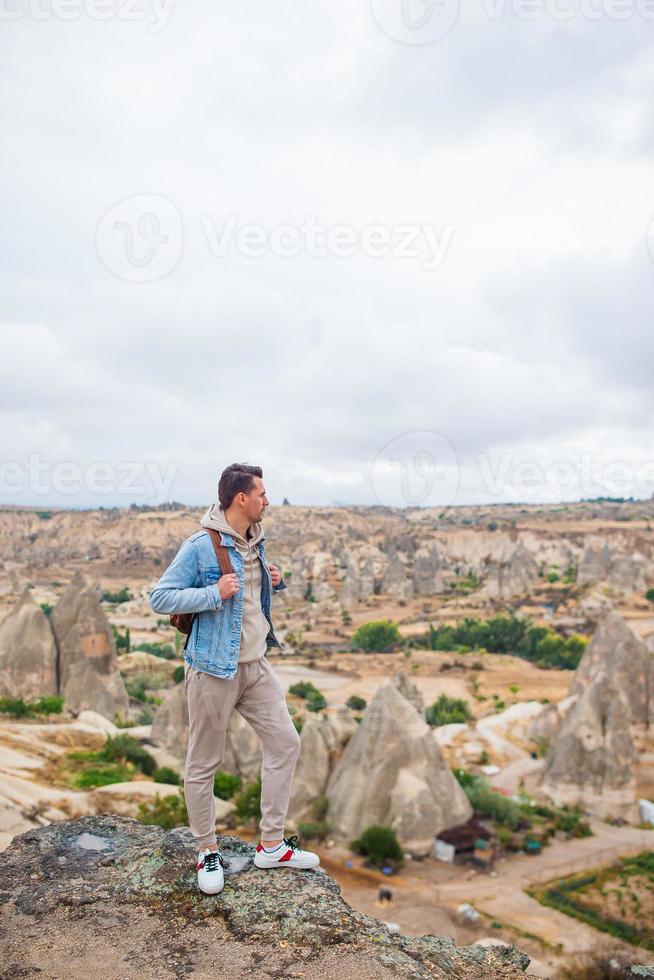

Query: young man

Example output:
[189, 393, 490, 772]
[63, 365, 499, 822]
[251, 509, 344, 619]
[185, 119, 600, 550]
[149, 463, 320, 894]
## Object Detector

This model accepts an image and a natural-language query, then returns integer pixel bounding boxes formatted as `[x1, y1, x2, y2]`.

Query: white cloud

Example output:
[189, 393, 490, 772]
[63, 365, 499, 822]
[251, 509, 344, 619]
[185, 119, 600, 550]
[1, 1, 653, 507]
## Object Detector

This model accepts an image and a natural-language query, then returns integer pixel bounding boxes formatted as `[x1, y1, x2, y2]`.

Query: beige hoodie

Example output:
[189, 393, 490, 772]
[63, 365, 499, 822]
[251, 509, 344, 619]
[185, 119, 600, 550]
[199, 503, 270, 664]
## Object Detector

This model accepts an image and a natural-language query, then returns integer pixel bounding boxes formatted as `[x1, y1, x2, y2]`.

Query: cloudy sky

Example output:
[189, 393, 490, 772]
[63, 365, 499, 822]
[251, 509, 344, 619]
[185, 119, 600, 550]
[1, 0, 653, 509]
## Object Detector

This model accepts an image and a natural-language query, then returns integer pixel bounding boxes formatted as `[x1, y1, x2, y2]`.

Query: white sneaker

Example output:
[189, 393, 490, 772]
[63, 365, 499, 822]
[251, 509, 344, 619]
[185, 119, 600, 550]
[196, 848, 225, 894]
[253, 835, 320, 870]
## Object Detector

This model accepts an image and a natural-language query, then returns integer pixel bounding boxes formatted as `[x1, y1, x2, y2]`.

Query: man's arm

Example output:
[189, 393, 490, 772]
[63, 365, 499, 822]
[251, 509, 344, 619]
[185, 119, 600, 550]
[149, 538, 223, 615]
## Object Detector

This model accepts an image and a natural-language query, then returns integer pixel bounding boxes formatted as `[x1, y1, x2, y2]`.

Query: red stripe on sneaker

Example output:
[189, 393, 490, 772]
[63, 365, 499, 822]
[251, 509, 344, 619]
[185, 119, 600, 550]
[255, 844, 264, 852]
[279, 849, 293, 861]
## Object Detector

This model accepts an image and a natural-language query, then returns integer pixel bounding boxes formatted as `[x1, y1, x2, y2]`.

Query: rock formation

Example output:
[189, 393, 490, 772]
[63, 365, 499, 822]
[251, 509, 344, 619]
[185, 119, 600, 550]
[0, 588, 58, 700]
[287, 706, 358, 827]
[540, 673, 639, 820]
[50, 571, 129, 719]
[569, 610, 653, 727]
[527, 694, 578, 744]
[325, 675, 472, 855]
[413, 543, 445, 596]
[150, 680, 263, 781]
[381, 547, 414, 600]
[0, 813, 531, 979]
[577, 542, 613, 586]
[482, 543, 540, 599]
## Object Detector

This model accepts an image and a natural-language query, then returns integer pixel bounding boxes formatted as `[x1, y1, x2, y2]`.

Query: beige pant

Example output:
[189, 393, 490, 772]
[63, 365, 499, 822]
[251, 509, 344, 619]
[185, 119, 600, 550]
[183, 656, 301, 848]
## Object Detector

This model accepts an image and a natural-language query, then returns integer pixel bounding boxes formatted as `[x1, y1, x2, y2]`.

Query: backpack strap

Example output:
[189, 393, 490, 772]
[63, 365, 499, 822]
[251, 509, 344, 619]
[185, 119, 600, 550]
[205, 527, 234, 576]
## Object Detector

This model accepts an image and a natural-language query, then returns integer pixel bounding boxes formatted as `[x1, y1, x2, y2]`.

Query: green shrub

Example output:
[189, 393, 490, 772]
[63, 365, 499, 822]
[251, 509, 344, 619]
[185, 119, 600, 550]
[214, 770, 241, 800]
[289, 680, 326, 711]
[124, 674, 165, 704]
[99, 734, 157, 776]
[73, 762, 133, 789]
[312, 795, 329, 820]
[288, 680, 321, 699]
[234, 776, 262, 823]
[646, 588, 654, 603]
[416, 614, 587, 669]
[298, 821, 329, 841]
[136, 788, 188, 830]
[425, 693, 471, 727]
[111, 624, 131, 652]
[39, 603, 54, 617]
[102, 587, 132, 604]
[0, 697, 31, 717]
[346, 694, 367, 711]
[351, 619, 401, 653]
[132, 641, 176, 660]
[153, 766, 180, 785]
[350, 825, 404, 869]
[172, 665, 185, 684]
[34, 695, 64, 714]
[0, 695, 64, 717]
[462, 778, 525, 829]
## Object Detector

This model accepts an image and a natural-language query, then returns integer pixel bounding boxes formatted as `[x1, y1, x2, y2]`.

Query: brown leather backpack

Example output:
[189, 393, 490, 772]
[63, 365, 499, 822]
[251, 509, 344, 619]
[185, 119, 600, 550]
[170, 528, 234, 635]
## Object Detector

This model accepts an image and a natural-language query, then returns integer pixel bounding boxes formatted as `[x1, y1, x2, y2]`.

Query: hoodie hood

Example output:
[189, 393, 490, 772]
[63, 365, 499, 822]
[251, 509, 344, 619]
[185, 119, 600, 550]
[199, 503, 265, 598]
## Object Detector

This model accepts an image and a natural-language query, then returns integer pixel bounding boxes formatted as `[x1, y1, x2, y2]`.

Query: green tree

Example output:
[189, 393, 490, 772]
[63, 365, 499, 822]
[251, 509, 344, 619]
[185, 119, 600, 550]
[350, 825, 404, 869]
[425, 693, 471, 727]
[351, 619, 401, 653]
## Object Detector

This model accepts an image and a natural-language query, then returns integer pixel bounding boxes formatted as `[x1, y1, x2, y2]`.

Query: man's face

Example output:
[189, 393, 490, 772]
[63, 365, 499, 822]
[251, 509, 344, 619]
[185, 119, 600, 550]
[241, 476, 268, 522]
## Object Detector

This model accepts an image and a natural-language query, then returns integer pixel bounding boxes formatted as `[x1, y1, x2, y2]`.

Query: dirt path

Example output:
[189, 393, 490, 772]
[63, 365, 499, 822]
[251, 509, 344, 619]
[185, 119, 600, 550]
[327, 817, 654, 977]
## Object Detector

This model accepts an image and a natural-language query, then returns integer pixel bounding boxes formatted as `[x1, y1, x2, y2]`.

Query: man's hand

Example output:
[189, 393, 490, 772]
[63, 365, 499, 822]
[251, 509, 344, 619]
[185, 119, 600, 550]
[218, 573, 240, 600]
[268, 563, 282, 587]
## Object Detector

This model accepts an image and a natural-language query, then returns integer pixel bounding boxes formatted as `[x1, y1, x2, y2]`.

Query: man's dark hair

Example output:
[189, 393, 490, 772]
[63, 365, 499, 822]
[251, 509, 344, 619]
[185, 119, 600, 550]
[218, 463, 263, 509]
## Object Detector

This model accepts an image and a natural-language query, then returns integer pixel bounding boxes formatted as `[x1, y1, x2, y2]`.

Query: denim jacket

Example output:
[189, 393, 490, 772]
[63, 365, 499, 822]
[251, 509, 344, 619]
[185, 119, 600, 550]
[149, 528, 287, 678]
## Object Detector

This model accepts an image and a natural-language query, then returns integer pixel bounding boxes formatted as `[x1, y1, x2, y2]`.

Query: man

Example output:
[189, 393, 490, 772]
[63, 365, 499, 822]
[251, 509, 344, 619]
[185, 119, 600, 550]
[150, 463, 320, 894]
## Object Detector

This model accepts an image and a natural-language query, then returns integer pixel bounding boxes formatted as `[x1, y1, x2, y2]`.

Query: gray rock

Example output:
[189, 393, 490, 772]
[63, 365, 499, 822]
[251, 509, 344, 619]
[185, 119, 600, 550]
[570, 610, 653, 726]
[0, 588, 58, 700]
[541, 673, 638, 820]
[482, 543, 539, 598]
[527, 695, 577, 743]
[577, 542, 614, 586]
[287, 707, 358, 826]
[150, 679, 263, 780]
[50, 571, 129, 719]
[326, 679, 472, 854]
[413, 544, 445, 596]
[0, 813, 531, 979]
[150, 679, 189, 757]
[339, 555, 361, 609]
[391, 671, 425, 716]
[381, 548, 414, 600]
